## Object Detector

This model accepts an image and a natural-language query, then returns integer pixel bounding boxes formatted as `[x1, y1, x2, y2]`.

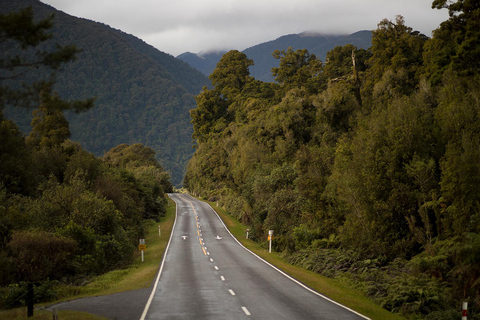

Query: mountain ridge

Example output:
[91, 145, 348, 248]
[177, 30, 372, 81]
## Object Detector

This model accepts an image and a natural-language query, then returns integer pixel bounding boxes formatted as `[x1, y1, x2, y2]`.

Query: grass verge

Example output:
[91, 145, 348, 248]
[0, 198, 176, 320]
[204, 199, 406, 320]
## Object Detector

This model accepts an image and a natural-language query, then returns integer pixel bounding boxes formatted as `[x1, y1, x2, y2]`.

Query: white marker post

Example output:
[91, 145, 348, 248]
[268, 230, 273, 253]
[462, 302, 468, 320]
[139, 239, 146, 262]
[158, 225, 161, 237]
[246, 229, 250, 239]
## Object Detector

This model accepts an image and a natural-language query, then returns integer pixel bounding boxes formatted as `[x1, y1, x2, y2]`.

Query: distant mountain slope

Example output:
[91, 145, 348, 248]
[178, 31, 372, 81]
[1, 0, 210, 185]
[177, 51, 227, 79]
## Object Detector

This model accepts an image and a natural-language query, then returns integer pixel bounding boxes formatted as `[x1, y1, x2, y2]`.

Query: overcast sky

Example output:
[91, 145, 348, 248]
[41, 0, 449, 57]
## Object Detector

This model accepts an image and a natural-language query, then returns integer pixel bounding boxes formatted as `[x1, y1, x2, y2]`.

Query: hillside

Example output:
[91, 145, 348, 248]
[177, 50, 227, 79]
[1, 0, 209, 185]
[177, 31, 372, 81]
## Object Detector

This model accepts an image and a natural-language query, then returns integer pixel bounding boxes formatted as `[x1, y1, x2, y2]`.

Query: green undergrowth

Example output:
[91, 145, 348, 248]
[55, 197, 176, 299]
[285, 249, 459, 319]
[204, 198, 406, 320]
[0, 198, 176, 320]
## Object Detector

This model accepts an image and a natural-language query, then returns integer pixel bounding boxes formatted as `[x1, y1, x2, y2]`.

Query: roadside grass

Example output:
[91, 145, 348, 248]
[0, 198, 176, 320]
[204, 199, 406, 320]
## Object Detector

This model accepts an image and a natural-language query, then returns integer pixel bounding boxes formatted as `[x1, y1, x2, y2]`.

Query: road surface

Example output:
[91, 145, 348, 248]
[141, 193, 368, 320]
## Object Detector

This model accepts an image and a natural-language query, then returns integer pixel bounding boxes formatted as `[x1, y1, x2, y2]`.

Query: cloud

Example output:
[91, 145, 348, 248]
[43, 0, 449, 56]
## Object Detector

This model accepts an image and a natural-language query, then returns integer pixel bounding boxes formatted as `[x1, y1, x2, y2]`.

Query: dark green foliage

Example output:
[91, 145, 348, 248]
[8, 230, 78, 282]
[426, 0, 480, 81]
[185, 3, 480, 318]
[272, 47, 323, 94]
[1, 0, 209, 186]
[0, 4, 173, 309]
[0, 281, 58, 309]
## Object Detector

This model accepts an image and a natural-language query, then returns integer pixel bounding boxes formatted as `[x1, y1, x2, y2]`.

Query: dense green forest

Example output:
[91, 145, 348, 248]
[184, 1, 480, 318]
[1, 0, 209, 186]
[0, 5, 172, 309]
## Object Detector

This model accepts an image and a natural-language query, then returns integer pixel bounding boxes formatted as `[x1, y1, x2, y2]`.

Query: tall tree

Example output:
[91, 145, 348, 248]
[26, 91, 70, 149]
[424, 0, 480, 82]
[363, 16, 428, 105]
[0, 113, 35, 194]
[272, 47, 323, 94]
[209, 50, 254, 101]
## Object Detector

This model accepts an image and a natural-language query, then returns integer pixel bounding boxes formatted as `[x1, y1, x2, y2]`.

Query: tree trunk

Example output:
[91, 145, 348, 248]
[27, 282, 34, 317]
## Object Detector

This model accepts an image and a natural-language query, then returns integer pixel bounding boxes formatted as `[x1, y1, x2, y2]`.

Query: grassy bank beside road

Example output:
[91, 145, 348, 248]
[204, 199, 405, 320]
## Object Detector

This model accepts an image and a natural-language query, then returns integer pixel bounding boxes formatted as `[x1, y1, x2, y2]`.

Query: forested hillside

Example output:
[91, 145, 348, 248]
[184, 1, 480, 318]
[0, 3, 173, 311]
[1, 0, 209, 185]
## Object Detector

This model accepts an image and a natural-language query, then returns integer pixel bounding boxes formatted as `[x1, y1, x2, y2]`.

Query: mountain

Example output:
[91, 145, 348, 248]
[178, 31, 372, 81]
[1, 0, 210, 186]
[177, 50, 227, 79]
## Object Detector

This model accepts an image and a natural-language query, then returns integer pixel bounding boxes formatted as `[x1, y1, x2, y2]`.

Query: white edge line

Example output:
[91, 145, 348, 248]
[194, 194, 371, 320]
[139, 194, 178, 320]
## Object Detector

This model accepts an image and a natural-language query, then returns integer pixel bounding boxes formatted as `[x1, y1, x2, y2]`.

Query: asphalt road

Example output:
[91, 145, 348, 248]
[141, 193, 368, 320]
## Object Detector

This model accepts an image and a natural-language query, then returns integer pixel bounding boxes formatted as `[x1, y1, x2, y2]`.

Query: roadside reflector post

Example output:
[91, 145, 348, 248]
[246, 229, 250, 239]
[268, 230, 273, 253]
[139, 239, 146, 262]
[158, 225, 161, 237]
[462, 302, 468, 320]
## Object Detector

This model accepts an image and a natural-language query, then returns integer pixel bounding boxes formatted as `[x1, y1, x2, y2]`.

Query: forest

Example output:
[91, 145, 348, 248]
[184, 1, 480, 319]
[1, 0, 209, 186]
[0, 6, 172, 309]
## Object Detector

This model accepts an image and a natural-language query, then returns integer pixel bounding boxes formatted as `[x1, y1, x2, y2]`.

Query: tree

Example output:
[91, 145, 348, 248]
[424, 0, 480, 81]
[26, 91, 71, 149]
[103, 143, 172, 220]
[364, 16, 428, 104]
[272, 47, 323, 94]
[191, 51, 255, 143]
[7, 229, 77, 316]
[209, 50, 254, 101]
[0, 113, 35, 194]
[8, 230, 77, 282]
[190, 86, 229, 142]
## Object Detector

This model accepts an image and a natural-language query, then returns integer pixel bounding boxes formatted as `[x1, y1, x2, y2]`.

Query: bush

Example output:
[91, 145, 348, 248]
[8, 230, 77, 282]
[0, 281, 58, 309]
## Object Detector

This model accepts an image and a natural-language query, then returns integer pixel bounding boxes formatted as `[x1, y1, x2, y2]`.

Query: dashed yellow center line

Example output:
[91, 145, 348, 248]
[185, 198, 207, 256]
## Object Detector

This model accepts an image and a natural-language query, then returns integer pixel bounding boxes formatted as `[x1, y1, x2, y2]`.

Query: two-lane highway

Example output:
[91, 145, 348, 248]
[141, 193, 368, 319]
